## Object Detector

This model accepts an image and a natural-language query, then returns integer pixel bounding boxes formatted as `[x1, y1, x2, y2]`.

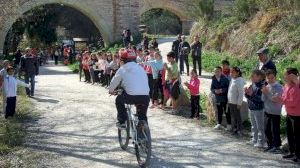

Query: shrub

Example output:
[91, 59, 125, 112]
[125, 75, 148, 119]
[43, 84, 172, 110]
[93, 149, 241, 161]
[234, 0, 258, 22]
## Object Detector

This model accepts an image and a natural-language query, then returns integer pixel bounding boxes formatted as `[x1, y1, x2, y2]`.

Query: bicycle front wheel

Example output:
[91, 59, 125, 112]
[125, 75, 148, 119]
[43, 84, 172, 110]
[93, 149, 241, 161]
[118, 120, 130, 150]
[135, 121, 152, 168]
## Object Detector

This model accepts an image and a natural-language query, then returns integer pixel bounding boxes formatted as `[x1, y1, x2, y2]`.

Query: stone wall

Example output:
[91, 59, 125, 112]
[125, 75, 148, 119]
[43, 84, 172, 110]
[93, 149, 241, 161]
[0, 0, 230, 53]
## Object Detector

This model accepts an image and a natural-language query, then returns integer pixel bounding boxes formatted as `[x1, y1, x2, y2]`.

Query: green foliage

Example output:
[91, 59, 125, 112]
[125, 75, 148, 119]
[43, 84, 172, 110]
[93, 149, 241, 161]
[189, 0, 215, 20]
[141, 9, 182, 35]
[234, 0, 258, 22]
[250, 32, 267, 50]
[0, 89, 37, 155]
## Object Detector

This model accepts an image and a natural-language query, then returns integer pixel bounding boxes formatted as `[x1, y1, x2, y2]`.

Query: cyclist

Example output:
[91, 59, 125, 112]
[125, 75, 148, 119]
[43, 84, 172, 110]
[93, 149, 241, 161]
[109, 48, 150, 128]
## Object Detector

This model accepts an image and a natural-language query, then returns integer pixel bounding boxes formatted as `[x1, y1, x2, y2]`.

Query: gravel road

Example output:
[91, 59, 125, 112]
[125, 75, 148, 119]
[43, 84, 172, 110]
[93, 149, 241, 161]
[24, 40, 299, 168]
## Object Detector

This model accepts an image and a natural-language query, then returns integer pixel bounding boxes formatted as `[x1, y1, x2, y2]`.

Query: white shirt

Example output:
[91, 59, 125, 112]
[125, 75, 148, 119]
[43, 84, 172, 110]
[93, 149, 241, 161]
[3, 75, 29, 98]
[109, 62, 149, 95]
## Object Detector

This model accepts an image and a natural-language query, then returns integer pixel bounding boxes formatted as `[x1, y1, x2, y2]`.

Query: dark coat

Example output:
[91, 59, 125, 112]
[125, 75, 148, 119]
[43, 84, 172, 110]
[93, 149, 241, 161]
[172, 40, 181, 56]
[179, 41, 191, 56]
[211, 75, 230, 103]
[245, 82, 264, 111]
[257, 60, 277, 73]
[191, 41, 202, 58]
[20, 55, 39, 76]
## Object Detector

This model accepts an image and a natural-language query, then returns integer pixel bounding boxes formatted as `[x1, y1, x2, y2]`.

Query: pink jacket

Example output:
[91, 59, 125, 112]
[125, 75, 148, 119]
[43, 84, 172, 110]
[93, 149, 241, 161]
[281, 84, 300, 116]
[186, 77, 200, 96]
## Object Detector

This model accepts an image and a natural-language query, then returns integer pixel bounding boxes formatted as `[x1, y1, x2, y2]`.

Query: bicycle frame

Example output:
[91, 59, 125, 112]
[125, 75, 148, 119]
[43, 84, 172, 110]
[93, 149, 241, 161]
[126, 104, 139, 144]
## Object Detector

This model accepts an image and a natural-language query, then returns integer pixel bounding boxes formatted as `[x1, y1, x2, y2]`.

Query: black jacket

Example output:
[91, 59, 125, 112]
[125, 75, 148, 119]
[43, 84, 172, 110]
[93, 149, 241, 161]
[172, 40, 181, 56]
[211, 75, 230, 103]
[191, 41, 202, 58]
[20, 55, 39, 76]
[179, 41, 191, 56]
[257, 60, 277, 73]
[245, 82, 264, 111]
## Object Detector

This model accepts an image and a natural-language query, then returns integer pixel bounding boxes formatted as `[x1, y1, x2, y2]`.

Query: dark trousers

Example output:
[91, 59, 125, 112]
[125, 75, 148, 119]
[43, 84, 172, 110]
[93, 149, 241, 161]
[158, 77, 164, 105]
[179, 54, 189, 74]
[229, 104, 242, 132]
[5, 97, 16, 119]
[25, 74, 35, 96]
[265, 112, 281, 148]
[286, 115, 300, 157]
[54, 56, 59, 65]
[192, 56, 201, 76]
[79, 65, 83, 81]
[116, 92, 150, 123]
[175, 54, 179, 63]
[147, 74, 153, 99]
[83, 69, 91, 82]
[152, 79, 159, 101]
[94, 71, 100, 83]
[217, 102, 231, 125]
[191, 95, 200, 118]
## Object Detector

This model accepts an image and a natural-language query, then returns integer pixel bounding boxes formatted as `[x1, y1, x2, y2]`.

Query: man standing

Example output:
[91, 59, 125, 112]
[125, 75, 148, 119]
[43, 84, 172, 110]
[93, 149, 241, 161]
[191, 35, 202, 76]
[256, 47, 277, 73]
[178, 35, 191, 75]
[172, 34, 181, 63]
[20, 48, 39, 97]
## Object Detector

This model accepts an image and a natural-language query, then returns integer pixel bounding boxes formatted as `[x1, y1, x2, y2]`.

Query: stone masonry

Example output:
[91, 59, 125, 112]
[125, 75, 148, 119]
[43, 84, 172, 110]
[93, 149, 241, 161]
[0, 0, 231, 53]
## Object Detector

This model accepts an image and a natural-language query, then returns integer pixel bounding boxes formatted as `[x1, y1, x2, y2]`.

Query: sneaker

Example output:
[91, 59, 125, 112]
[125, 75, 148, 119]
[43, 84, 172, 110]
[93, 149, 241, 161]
[268, 147, 281, 154]
[254, 142, 264, 148]
[283, 153, 295, 159]
[226, 125, 232, 131]
[214, 124, 223, 130]
[293, 157, 299, 163]
[116, 122, 126, 129]
[264, 146, 273, 152]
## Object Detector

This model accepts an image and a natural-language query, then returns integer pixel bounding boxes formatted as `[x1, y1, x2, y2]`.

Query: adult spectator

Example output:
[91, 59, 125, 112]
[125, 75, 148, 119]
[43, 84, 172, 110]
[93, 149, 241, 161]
[150, 38, 158, 49]
[178, 35, 191, 75]
[256, 47, 277, 73]
[14, 49, 22, 66]
[122, 29, 132, 48]
[20, 48, 39, 97]
[141, 35, 149, 50]
[191, 35, 202, 76]
[172, 34, 181, 63]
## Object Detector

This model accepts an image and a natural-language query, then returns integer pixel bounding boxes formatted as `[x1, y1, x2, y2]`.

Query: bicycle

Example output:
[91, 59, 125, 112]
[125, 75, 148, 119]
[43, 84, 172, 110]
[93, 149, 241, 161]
[117, 103, 152, 168]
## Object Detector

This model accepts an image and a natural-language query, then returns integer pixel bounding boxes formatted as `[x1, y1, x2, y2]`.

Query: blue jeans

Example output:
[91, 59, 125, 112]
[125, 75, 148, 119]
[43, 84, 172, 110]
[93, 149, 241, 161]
[25, 74, 35, 96]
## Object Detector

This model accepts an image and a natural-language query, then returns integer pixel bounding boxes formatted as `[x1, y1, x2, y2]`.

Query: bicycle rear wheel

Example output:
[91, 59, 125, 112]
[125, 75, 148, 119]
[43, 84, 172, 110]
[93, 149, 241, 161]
[118, 119, 130, 150]
[135, 121, 152, 168]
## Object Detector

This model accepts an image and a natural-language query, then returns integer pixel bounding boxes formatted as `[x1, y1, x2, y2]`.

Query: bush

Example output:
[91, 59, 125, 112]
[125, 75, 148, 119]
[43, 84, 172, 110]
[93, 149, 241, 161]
[234, 0, 258, 22]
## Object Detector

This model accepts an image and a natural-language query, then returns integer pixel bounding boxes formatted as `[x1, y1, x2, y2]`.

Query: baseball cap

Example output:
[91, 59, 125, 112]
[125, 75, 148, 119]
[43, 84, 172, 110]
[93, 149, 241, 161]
[256, 47, 269, 55]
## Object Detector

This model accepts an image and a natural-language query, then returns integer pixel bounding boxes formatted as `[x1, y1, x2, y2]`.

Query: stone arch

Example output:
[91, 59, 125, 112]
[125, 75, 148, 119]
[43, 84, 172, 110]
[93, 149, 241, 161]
[138, 0, 192, 34]
[0, 0, 113, 52]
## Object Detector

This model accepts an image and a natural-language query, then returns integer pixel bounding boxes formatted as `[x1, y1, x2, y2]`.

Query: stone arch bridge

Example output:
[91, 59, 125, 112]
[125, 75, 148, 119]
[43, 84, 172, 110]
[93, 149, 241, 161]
[0, 0, 231, 53]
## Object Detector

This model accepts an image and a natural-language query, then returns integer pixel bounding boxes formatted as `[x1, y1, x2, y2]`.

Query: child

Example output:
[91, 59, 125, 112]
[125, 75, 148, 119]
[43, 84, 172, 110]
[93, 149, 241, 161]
[245, 70, 265, 148]
[221, 60, 231, 80]
[228, 67, 245, 135]
[184, 69, 200, 119]
[211, 66, 230, 130]
[3, 66, 29, 119]
[163, 51, 179, 111]
[261, 69, 283, 153]
[273, 68, 300, 162]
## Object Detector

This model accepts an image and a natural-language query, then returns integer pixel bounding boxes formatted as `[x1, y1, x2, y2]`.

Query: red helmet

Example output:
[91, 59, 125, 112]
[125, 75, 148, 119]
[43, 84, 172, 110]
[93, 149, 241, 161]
[119, 48, 136, 61]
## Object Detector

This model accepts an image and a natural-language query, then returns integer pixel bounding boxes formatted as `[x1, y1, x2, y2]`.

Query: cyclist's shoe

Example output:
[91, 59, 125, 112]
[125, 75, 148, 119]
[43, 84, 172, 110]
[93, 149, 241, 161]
[116, 121, 126, 129]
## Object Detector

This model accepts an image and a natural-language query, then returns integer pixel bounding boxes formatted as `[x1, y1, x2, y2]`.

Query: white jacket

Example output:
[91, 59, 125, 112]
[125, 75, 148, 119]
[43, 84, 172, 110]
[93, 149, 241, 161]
[228, 77, 245, 106]
[4, 75, 29, 98]
[109, 62, 149, 95]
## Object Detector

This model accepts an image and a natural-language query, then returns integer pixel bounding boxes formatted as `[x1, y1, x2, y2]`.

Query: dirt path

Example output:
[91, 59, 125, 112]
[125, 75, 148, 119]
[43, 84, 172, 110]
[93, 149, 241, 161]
[25, 45, 298, 167]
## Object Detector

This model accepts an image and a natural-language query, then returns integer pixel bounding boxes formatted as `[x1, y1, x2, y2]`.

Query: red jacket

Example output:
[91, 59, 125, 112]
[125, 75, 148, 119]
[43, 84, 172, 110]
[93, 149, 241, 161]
[186, 77, 200, 96]
[281, 84, 300, 116]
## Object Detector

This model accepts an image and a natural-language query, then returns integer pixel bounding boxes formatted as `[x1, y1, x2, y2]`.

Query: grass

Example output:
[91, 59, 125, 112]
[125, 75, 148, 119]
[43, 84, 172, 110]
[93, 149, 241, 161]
[0, 88, 38, 159]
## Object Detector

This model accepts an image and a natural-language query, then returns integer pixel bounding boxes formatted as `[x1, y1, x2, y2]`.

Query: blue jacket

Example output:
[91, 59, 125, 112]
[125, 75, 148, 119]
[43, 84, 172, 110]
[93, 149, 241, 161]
[245, 82, 264, 110]
[211, 75, 229, 103]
